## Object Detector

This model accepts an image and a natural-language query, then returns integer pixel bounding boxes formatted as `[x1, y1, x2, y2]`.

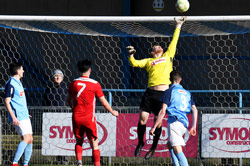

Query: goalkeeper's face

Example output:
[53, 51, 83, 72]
[151, 45, 163, 57]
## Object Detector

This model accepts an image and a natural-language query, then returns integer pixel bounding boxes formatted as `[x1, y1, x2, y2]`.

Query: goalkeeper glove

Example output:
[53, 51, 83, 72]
[126, 46, 136, 55]
[175, 16, 186, 29]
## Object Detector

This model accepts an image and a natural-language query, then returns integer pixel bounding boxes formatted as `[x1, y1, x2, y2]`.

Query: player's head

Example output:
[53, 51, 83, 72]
[77, 59, 92, 74]
[170, 70, 182, 84]
[9, 62, 24, 78]
[52, 69, 64, 84]
[151, 44, 163, 58]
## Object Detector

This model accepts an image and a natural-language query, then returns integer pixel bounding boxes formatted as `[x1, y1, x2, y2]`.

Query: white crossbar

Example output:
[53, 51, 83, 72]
[0, 15, 250, 22]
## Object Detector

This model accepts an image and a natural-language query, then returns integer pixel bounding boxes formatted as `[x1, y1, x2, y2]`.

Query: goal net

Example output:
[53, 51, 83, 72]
[0, 15, 249, 107]
[0, 15, 250, 165]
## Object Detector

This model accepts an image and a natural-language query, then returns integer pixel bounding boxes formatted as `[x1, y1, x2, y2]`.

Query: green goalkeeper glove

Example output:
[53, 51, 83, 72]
[126, 46, 136, 55]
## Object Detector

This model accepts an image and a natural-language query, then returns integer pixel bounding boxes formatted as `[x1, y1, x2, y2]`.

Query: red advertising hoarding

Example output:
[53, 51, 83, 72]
[116, 113, 197, 157]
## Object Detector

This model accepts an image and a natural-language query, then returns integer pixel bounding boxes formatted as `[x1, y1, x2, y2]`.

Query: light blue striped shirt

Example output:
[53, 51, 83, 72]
[5, 77, 29, 122]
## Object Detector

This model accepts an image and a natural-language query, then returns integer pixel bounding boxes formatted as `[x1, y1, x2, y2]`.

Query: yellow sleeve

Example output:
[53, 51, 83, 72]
[128, 56, 148, 68]
[163, 27, 181, 58]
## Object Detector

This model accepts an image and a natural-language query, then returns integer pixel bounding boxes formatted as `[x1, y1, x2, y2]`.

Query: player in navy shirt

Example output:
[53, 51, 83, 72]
[150, 70, 198, 166]
[4, 62, 33, 166]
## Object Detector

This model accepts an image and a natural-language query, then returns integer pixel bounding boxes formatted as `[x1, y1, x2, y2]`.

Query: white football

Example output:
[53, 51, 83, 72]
[175, 0, 190, 13]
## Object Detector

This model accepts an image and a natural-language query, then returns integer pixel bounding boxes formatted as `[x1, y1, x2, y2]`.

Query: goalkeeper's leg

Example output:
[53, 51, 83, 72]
[135, 111, 149, 156]
[145, 124, 162, 159]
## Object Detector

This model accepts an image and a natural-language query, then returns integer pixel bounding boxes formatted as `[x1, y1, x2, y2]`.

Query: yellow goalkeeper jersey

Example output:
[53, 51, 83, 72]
[129, 27, 181, 87]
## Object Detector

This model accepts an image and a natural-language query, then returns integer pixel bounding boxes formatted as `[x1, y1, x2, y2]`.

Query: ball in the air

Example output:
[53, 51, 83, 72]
[175, 0, 190, 13]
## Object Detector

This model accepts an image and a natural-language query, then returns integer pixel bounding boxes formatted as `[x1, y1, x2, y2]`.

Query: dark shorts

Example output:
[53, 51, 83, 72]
[140, 88, 165, 116]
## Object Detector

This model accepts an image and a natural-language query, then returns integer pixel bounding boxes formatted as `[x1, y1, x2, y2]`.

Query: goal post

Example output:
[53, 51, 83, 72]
[1, 15, 250, 21]
[1, 15, 250, 37]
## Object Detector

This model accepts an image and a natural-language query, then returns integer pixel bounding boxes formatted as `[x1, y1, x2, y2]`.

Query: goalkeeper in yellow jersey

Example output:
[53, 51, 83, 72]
[126, 16, 186, 159]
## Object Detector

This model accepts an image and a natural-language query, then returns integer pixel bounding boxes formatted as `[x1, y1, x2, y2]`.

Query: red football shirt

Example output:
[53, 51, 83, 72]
[68, 76, 104, 121]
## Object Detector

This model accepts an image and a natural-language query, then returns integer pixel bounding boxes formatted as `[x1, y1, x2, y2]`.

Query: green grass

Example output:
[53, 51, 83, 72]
[2, 135, 41, 149]
[1, 135, 247, 166]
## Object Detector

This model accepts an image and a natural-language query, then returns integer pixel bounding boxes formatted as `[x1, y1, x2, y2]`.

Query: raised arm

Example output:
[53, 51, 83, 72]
[126, 46, 147, 68]
[99, 96, 119, 117]
[189, 105, 198, 136]
[164, 16, 186, 58]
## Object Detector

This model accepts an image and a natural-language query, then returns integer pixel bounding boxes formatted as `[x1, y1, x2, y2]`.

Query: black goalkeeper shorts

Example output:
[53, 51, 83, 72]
[140, 88, 165, 116]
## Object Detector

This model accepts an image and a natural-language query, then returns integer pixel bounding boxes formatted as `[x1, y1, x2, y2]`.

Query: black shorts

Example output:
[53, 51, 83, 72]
[140, 88, 165, 116]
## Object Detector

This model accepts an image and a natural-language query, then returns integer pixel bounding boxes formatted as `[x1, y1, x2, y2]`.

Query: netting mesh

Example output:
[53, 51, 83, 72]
[0, 17, 250, 165]
[0, 20, 249, 107]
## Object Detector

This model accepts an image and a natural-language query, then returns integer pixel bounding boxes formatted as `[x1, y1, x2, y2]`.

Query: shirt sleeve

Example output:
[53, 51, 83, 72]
[5, 82, 14, 98]
[128, 56, 148, 68]
[161, 89, 172, 106]
[163, 27, 181, 59]
[96, 82, 104, 98]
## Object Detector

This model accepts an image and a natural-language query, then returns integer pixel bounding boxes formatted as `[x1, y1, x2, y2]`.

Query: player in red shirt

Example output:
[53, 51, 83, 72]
[67, 59, 119, 166]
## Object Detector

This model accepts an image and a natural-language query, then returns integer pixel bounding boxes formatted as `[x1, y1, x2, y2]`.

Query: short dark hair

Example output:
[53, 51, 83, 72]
[77, 59, 92, 73]
[9, 62, 23, 76]
[170, 70, 182, 82]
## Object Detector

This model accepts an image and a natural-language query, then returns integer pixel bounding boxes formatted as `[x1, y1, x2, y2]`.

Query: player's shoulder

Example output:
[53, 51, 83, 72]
[165, 85, 174, 92]
[5, 78, 11, 85]
[172, 85, 187, 93]
[177, 87, 190, 96]
[6, 78, 18, 87]
[163, 86, 175, 96]
[162, 51, 168, 57]
[5, 79, 12, 90]
[73, 77, 98, 84]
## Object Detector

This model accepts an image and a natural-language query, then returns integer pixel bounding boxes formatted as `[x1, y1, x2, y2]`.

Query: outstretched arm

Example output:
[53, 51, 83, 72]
[126, 46, 147, 68]
[164, 16, 186, 58]
[99, 96, 119, 117]
[189, 105, 198, 136]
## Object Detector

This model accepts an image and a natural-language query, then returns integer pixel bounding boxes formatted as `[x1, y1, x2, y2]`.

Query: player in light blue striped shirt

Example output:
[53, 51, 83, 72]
[4, 62, 33, 166]
[150, 70, 198, 166]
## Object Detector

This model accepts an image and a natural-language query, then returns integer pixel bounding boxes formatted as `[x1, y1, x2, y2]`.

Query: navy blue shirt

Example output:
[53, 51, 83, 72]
[161, 84, 195, 128]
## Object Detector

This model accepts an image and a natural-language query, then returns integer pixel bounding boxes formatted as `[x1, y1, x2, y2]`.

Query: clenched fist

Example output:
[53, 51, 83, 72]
[126, 46, 136, 55]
